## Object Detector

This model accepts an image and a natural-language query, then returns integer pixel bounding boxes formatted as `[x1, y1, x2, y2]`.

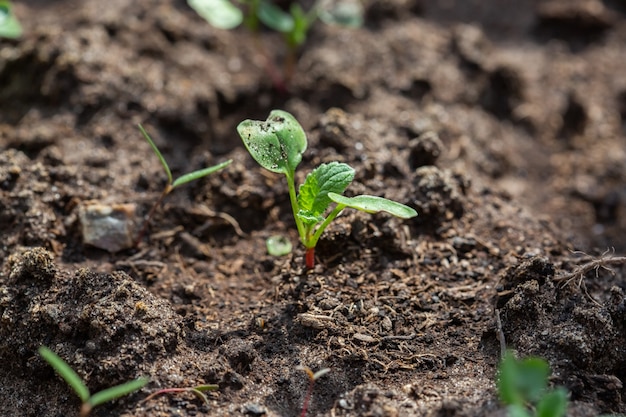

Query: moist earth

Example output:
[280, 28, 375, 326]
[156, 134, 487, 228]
[1, 1, 626, 416]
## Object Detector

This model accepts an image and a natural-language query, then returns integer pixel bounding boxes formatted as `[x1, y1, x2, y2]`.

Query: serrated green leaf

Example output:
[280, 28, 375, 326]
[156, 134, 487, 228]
[89, 377, 148, 407]
[39, 346, 90, 402]
[0, 1, 22, 39]
[297, 209, 325, 226]
[536, 388, 568, 417]
[257, 0, 294, 32]
[297, 162, 354, 221]
[188, 0, 243, 30]
[237, 110, 307, 175]
[327, 193, 417, 219]
[171, 159, 232, 188]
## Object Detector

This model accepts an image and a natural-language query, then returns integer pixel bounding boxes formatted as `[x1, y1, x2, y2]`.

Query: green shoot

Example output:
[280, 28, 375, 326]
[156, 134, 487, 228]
[297, 366, 330, 417]
[38, 346, 148, 417]
[141, 384, 218, 406]
[0, 1, 22, 39]
[135, 124, 232, 245]
[498, 351, 568, 417]
[187, 0, 363, 87]
[237, 110, 417, 268]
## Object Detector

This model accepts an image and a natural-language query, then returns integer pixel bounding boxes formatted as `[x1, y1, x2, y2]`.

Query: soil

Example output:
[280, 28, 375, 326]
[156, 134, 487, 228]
[1, 0, 626, 416]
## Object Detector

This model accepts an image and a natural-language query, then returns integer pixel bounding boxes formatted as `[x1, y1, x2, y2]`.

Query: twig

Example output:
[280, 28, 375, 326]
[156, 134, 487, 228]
[554, 248, 626, 306]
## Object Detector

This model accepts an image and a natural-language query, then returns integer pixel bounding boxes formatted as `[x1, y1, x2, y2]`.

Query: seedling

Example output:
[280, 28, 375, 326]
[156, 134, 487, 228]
[498, 350, 568, 417]
[38, 346, 148, 417]
[141, 383, 218, 405]
[297, 366, 330, 417]
[187, 0, 363, 88]
[0, 1, 22, 38]
[135, 124, 232, 245]
[237, 110, 417, 268]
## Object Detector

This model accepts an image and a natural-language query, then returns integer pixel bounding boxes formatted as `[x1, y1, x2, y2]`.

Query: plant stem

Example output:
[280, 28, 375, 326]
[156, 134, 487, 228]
[305, 247, 315, 269]
[309, 205, 345, 249]
[299, 378, 314, 417]
[286, 173, 305, 243]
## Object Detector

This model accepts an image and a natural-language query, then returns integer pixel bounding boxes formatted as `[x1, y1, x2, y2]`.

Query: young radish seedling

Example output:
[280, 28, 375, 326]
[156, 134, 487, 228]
[187, 0, 363, 89]
[297, 366, 330, 417]
[498, 350, 568, 417]
[38, 346, 148, 417]
[237, 110, 417, 269]
[135, 124, 232, 245]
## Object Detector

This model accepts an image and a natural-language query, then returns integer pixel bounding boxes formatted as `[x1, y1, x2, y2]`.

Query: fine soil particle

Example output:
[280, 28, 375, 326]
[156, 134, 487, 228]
[1, 1, 626, 416]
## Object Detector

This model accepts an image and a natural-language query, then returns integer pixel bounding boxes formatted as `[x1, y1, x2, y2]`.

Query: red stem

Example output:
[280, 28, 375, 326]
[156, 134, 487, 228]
[299, 381, 314, 417]
[305, 247, 315, 269]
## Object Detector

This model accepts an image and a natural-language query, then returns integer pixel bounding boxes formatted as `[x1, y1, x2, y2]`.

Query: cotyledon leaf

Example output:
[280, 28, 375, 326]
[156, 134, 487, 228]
[327, 193, 417, 219]
[237, 110, 307, 175]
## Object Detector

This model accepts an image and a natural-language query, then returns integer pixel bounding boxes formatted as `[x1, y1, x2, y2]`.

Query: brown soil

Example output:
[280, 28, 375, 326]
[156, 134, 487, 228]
[1, 1, 626, 416]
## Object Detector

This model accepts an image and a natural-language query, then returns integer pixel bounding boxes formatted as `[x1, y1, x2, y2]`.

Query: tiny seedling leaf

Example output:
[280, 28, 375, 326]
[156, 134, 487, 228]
[312, 368, 331, 380]
[327, 193, 417, 219]
[536, 388, 568, 417]
[266, 234, 293, 256]
[88, 377, 149, 407]
[39, 346, 90, 403]
[139, 124, 173, 185]
[257, 0, 294, 33]
[188, 0, 243, 29]
[171, 159, 232, 188]
[297, 162, 354, 223]
[0, 1, 22, 39]
[237, 110, 307, 175]
[318, 0, 363, 28]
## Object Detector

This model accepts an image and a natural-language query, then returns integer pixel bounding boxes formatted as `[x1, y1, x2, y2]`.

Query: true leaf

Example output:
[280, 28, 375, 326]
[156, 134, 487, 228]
[0, 1, 22, 39]
[257, 0, 294, 33]
[237, 110, 307, 175]
[188, 0, 243, 30]
[327, 193, 417, 219]
[297, 162, 354, 222]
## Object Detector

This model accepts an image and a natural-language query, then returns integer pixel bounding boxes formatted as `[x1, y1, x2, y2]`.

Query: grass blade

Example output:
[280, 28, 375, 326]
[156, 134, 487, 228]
[88, 377, 149, 407]
[39, 346, 90, 402]
[171, 159, 232, 188]
[138, 124, 173, 185]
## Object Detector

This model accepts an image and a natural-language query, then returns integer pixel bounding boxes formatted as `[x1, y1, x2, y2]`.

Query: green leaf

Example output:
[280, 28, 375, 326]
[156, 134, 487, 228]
[0, 1, 22, 39]
[266, 234, 293, 256]
[139, 124, 173, 185]
[89, 377, 149, 407]
[327, 193, 417, 219]
[318, 0, 363, 28]
[498, 351, 551, 406]
[536, 388, 568, 417]
[506, 405, 533, 417]
[188, 0, 243, 30]
[257, 0, 294, 33]
[286, 4, 313, 48]
[237, 110, 307, 176]
[297, 162, 354, 224]
[171, 159, 232, 188]
[39, 346, 90, 402]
